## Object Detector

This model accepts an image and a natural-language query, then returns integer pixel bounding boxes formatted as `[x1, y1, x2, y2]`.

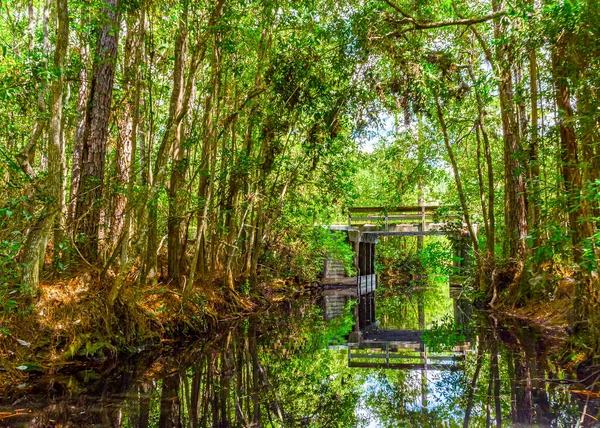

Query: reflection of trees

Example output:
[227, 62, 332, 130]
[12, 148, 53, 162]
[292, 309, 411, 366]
[4, 296, 365, 427]
[2, 295, 593, 426]
[358, 313, 588, 427]
[132, 300, 364, 427]
[377, 277, 454, 330]
[363, 369, 467, 426]
[460, 315, 584, 427]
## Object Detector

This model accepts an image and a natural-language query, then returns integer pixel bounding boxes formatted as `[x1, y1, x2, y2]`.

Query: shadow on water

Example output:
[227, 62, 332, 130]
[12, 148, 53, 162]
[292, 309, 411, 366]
[1, 278, 598, 427]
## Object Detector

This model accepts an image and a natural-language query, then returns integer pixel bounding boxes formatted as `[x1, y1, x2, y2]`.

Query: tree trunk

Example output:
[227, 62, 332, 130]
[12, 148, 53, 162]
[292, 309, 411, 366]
[475, 123, 490, 246]
[144, 0, 225, 285]
[466, 34, 496, 265]
[528, 44, 542, 249]
[435, 95, 478, 250]
[21, 0, 69, 290]
[74, 0, 121, 262]
[69, 10, 91, 226]
[551, 36, 595, 275]
[166, 2, 189, 287]
[107, 4, 146, 305]
[110, 10, 142, 247]
[192, 33, 223, 282]
[492, 0, 528, 268]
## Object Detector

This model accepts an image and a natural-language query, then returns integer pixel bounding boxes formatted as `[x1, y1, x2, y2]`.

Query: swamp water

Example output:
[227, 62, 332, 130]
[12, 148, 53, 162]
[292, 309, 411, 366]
[1, 279, 596, 427]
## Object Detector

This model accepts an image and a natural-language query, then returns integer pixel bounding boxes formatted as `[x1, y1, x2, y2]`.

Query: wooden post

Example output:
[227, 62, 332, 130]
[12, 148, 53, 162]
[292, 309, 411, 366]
[368, 243, 372, 326]
[418, 199, 425, 252]
[354, 241, 360, 298]
[386, 342, 390, 367]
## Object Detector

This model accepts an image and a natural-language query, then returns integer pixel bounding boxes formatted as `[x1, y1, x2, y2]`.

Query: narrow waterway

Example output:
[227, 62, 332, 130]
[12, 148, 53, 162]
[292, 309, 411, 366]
[1, 278, 595, 427]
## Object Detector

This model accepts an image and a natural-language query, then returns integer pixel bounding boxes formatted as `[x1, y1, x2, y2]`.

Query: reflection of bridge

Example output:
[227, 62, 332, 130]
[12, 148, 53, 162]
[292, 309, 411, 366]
[347, 341, 469, 370]
[320, 280, 474, 371]
[345, 286, 473, 370]
[319, 205, 476, 371]
[320, 205, 476, 339]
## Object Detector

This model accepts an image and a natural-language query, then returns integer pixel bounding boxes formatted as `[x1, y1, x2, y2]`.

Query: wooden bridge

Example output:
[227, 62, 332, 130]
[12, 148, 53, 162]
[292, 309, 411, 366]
[322, 205, 476, 290]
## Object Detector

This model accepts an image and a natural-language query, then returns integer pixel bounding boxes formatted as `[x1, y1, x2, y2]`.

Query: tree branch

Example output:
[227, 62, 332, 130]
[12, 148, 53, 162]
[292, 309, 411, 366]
[384, 0, 506, 32]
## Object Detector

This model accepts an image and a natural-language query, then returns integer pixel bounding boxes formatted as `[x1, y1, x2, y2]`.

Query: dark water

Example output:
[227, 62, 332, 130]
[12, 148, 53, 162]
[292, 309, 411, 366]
[1, 279, 597, 427]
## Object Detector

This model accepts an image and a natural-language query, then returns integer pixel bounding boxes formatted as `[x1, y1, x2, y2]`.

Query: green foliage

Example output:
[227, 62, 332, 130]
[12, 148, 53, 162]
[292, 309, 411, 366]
[240, 278, 250, 296]
[261, 226, 356, 282]
[376, 237, 453, 278]
[422, 315, 467, 353]
[417, 240, 453, 275]
[0, 196, 31, 313]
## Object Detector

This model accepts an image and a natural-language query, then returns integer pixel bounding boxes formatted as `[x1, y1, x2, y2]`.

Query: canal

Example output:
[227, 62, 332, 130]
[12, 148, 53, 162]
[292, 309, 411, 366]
[1, 277, 594, 426]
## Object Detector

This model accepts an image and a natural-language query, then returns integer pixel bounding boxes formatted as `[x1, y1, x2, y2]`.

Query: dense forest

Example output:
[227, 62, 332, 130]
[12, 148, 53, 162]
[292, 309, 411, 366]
[0, 0, 599, 357]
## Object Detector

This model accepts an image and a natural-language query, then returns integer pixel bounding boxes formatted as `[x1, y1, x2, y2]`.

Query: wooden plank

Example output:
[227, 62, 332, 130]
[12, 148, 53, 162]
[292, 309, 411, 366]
[387, 215, 434, 220]
[348, 354, 462, 361]
[349, 206, 447, 214]
[348, 362, 460, 370]
[348, 353, 393, 359]
[348, 216, 384, 222]
[321, 274, 376, 291]
[349, 343, 387, 350]
[352, 215, 448, 221]
[321, 277, 357, 286]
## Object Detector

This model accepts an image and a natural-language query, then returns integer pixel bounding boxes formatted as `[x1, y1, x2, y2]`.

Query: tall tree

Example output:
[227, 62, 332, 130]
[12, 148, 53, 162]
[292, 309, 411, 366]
[73, 0, 121, 261]
[491, 0, 528, 269]
[20, 0, 69, 290]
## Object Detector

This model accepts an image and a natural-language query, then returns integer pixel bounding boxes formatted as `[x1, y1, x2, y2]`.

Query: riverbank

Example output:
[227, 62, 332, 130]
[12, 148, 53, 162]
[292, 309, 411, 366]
[494, 297, 570, 336]
[0, 272, 271, 390]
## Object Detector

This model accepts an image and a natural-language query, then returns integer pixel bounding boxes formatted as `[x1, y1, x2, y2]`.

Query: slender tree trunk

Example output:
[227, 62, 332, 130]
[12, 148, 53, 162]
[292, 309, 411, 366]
[193, 32, 223, 281]
[21, 0, 69, 290]
[166, 1, 189, 287]
[528, 43, 542, 249]
[475, 124, 490, 244]
[69, 10, 90, 226]
[435, 95, 478, 250]
[467, 43, 496, 264]
[110, 10, 142, 246]
[144, 0, 225, 285]
[107, 4, 146, 305]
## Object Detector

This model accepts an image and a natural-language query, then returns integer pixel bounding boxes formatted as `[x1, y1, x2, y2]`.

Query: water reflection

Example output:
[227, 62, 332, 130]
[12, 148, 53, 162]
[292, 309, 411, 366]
[1, 279, 597, 427]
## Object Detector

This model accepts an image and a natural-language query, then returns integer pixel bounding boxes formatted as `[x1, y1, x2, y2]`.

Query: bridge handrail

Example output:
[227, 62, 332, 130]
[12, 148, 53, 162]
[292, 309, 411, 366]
[348, 205, 450, 214]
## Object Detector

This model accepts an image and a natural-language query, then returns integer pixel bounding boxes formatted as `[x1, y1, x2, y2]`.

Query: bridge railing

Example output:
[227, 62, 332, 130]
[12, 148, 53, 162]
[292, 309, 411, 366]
[347, 206, 457, 231]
